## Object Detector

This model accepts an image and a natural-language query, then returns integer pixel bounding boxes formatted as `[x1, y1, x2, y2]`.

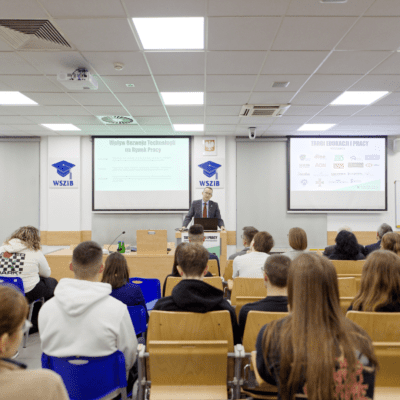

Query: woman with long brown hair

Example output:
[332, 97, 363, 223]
[0, 285, 69, 400]
[282, 227, 308, 260]
[256, 253, 377, 400]
[349, 250, 400, 312]
[381, 232, 400, 256]
[101, 252, 147, 316]
[0, 226, 57, 304]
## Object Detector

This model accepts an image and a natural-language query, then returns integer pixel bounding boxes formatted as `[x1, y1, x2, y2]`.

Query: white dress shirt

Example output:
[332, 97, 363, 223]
[232, 252, 269, 279]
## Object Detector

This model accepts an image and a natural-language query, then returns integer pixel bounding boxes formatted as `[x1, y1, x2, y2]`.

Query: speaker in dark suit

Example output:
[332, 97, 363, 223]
[182, 187, 225, 230]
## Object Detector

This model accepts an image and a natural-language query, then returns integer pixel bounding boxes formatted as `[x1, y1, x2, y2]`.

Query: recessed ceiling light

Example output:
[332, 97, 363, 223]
[41, 124, 81, 131]
[298, 124, 336, 131]
[161, 92, 204, 105]
[0, 92, 38, 105]
[330, 91, 389, 106]
[133, 17, 204, 50]
[173, 124, 204, 132]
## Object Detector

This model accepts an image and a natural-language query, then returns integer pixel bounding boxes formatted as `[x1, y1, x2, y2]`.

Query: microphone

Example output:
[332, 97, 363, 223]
[108, 231, 125, 253]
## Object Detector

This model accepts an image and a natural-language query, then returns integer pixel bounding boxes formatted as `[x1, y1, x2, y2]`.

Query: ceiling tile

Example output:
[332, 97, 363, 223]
[207, 75, 257, 92]
[365, 0, 400, 16]
[0, 116, 32, 124]
[205, 116, 240, 124]
[208, 17, 281, 51]
[146, 52, 205, 75]
[84, 106, 129, 116]
[266, 124, 302, 131]
[68, 93, 121, 106]
[101, 76, 157, 93]
[284, 105, 325, 116]
[0, 76, 63, 92]
[318, 105, 365, 116]
[82, 52, 149, 75]
[155, 75, 204, 92]
[126, 0, 206, 17]
[302, 74, 362, 92]
[59, 116, 104, 125]
[248, 92, 295, 104]
[0, 53, 40, 75]
[370, 53, 400, 74]
[135, 116, 171, 125]
[334, 124, 400, 131]
[317, 51, 391, 75]
[254, 75, 309, 92]
[45, 106, 92, 116]
[291, 91, 341, 105]
[8, 125, 55, 133]
[170, 116, 204, 124]
[166, 106, 204, 116]
[41, 0, 126, 17]
[350, 75, 400, 91]
[207, 51, 266, 75]
[306, 116, 347, 124]
[25, 115, 70, 124]
[272, 115, 312, 124]
[205, 125, 236, 132]
[116, 93, 163, 106]
[287, 0, 374, 16]
[0, 106, 55, 116]
[262, 51, 330, 74]
[24, 93, 80, 106]
[206, 92, 250, 105]
[56, 19, 139, 51]
[272, 17, 356, 50]
[338, 18, 400, 51]
[125, 106, 167, 116]
[355, 106, 400, 116]
[372, 92, 400, 106]
[206, 106, 242, 116]
[0, 0, 48, 18]
[208, 0, 290, 16]
[238, 117, 274, 125]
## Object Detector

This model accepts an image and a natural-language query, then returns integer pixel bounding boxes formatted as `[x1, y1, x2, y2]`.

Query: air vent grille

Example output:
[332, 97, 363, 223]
[0, 20, 71, 50]
[97, 116, 137, 125]
[240, 104, 290, 118]
[272, 81, 290, 88]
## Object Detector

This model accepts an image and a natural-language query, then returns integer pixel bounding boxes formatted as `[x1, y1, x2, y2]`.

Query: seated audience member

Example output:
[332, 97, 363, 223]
[0, 286, 69, 400]
[101, 252, 148, 321]
[162, 242, 212, 297]
[188, 224, 220, 275]
[282, 227, 307, 260]
[238, 255, 290, 337]
[228, 226, 258, 260]
[364, 223, 393, 256]
[39, 241, 137, 400]
[153, 243, 241, 345]
[380, 232, 400, 256]
[232, 231, 274, 278]
[328, 230, 365, 261]
[0, 226, 57, 304]
[349, 250, 400, 312]
[323, 226, 365, 257]
[256, 253, 377, 399]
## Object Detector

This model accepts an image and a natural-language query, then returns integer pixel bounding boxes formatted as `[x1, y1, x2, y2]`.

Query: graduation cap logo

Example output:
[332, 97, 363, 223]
[52, 160, 75, 178]
[198, 161, 221, 178]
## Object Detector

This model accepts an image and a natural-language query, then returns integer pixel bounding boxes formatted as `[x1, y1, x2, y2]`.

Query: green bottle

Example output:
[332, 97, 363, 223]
[121, 241, 126, 253]
[117, 241, 122, 252]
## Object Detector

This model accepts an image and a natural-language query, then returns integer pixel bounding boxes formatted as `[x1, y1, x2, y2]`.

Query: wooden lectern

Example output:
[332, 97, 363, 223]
[137, 230, 168, 255]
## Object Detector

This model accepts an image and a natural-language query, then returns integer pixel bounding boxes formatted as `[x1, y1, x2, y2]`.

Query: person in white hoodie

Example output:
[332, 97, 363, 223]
[39, 241, 138, 400]
[0, 226, 57, 304]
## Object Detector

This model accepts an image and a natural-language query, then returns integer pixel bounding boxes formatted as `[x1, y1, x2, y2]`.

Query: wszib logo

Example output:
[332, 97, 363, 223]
[52, 160, 75, 187]
[198, 161, 221, 187]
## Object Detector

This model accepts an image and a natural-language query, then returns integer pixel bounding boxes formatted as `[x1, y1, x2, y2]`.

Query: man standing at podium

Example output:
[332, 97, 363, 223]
[181, 187, 225, 231]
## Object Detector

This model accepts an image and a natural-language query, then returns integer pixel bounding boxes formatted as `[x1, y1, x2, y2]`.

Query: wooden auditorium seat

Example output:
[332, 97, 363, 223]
[69, 244, 78, 250]
[223, 259, 233, 281]
[346, 311, 400, 387]
[231, 278, 266, 311]
[207, 259, 220, 276]
[331, 260, 364, 275]
[164, 276, 223, 297]
[140, 310, 241, 400]
[337, 277, 357, 298]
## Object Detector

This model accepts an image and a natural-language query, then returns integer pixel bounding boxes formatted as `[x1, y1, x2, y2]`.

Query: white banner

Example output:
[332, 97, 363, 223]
[194, 157, 225, 189]
[49, 158, 80, 189]
[182, 232, 221, 257]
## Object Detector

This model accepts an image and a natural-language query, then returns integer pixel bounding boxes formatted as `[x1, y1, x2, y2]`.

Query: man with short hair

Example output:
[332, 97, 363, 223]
[39, 241, 137, 400]
[153, 243, 241, 345]
[188, 224, 220, 275]
[364, 223, 393, 256]
[232, 231, 274, 279]
[181, 187, 225, 231]
[228, 226, 259, 260]
[238, 254, 290, 337]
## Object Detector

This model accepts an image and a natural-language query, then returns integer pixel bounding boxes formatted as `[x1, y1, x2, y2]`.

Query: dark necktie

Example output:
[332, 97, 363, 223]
[203, 202, 207, 218]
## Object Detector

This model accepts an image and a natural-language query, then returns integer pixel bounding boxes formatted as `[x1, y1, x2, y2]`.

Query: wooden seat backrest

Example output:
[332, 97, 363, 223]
[164, 277, 223, 297]
[235, 296, 265, 319]
[231, 278, 266, 306]
[337, 277, 357, 298]
[331, 260, 365, 275]
[339, 297, 354, 315]
[337, 274, 361, 291]
[207, 259, 219, 276]
[69, 244, 78, 250]
[224, 260, 233, 281]
[242, 311, 289, 352]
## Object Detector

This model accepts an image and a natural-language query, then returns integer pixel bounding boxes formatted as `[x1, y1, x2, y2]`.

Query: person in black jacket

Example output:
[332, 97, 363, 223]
[328, 230, 365, 261]
[364, 223, 392, 257]
[153, 243, 241, 345]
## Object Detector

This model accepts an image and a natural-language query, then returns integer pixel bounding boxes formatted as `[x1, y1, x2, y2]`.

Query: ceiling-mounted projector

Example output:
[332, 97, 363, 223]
[57, 68, 98, 90]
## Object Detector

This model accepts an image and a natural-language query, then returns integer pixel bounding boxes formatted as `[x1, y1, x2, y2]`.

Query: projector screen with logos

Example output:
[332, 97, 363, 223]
[93, 136, 191, 211]
[288, 136, 387, 212]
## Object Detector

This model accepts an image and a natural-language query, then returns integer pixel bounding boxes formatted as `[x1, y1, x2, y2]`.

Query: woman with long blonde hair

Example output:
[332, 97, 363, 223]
[256, 253, 377, 400]
[350, 250, 400, 312]
[0, 226, 57, 304]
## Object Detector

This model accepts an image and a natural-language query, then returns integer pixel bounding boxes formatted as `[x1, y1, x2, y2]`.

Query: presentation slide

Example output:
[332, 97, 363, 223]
[288, 136, 387, 211]
[93, 137, 190, 211]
